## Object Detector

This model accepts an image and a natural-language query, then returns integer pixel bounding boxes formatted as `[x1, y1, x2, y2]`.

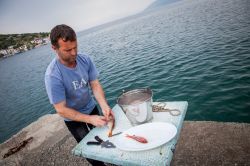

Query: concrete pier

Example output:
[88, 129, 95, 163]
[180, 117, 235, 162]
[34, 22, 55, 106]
[0, 114, 249, 165]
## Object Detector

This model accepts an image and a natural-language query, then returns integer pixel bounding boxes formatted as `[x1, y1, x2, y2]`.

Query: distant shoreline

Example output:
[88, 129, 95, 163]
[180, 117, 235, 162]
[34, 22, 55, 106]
[0, 42, 49, 60]
[0, 33, 49, 59]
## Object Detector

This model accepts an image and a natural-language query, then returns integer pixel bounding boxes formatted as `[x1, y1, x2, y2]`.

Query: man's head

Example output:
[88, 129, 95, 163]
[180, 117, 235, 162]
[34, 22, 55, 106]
[50, 24, 76, 48]
[50, 24, 78, 67]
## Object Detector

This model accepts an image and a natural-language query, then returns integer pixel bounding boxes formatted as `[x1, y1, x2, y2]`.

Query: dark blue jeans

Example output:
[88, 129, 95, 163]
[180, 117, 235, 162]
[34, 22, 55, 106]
[65, 106, 105, 166]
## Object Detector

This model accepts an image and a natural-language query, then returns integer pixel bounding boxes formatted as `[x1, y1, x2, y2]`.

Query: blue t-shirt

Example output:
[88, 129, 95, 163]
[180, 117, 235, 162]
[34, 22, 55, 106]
[45, 54, 99, 121]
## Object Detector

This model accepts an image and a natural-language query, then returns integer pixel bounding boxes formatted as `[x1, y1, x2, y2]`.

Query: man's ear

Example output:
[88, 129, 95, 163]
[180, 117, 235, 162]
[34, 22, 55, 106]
[51, 45, 57, 50]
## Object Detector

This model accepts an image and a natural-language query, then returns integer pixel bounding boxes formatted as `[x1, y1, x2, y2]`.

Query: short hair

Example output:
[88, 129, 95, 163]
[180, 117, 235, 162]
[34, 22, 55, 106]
[50, 24, 76, 48]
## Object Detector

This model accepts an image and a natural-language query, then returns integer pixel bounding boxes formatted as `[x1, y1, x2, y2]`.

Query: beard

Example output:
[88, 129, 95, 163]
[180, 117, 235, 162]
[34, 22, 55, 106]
[58, 53, 77, 67]
[67, 55, 76, 63]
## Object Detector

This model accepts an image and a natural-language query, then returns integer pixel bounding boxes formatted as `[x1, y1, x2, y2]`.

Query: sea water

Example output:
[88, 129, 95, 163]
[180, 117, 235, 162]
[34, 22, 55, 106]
[0, 0, 249, 143]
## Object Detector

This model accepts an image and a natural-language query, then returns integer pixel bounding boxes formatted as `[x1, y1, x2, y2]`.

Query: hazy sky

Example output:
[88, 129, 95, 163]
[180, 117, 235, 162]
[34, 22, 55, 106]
[0, 0, 155, 34]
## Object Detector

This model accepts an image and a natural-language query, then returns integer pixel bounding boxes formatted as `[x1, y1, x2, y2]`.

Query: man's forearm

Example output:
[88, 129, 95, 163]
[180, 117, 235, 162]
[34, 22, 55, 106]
[56, 106, 91, 123]
[54, 104, 107, 127]
[91, 80, 109, 110]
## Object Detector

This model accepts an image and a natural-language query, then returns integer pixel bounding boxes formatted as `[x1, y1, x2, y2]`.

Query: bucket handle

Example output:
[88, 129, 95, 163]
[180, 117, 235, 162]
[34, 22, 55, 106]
[116, 87, 152, 104]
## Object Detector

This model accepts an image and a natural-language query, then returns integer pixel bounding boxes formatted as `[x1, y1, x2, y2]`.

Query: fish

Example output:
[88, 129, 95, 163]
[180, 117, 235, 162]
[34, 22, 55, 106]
[107, 116, 115, 137]
[126, 134, 148, 143]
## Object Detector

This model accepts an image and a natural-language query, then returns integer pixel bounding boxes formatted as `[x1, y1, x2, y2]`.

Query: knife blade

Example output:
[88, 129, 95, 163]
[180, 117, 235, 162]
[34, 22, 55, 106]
[111, 132, 122, 137]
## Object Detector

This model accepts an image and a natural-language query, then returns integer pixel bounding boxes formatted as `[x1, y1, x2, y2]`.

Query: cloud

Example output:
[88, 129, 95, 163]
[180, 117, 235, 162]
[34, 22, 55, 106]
[0, 0, 155, 34]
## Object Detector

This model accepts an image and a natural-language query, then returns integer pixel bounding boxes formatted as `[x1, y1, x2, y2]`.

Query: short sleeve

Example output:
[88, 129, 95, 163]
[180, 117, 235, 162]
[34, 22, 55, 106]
[45, 75, 66, 104]
[88, 57, 99, 81]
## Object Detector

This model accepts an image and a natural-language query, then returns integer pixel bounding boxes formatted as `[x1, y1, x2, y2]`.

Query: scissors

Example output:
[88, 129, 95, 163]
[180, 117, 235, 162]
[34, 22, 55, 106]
[86, 136, 116, 148]
[153, 102, 181, 116]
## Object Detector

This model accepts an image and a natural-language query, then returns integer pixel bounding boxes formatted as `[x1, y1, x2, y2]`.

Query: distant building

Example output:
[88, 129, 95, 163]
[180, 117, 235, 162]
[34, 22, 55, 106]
[31, 38, 43, 44]
[43, 37, 50, 44]
[0, 49, 8, 56]
[19, 45, 28, 51]
[1, 36, 49, 58]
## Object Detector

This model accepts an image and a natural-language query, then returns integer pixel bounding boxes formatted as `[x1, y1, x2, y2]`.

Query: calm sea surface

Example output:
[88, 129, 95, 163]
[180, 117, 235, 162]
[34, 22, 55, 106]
[0, 0, 250, 143]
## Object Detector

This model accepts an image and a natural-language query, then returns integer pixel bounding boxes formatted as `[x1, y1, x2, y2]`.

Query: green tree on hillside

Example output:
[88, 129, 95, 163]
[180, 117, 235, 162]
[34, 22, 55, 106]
[0, 33, 49, 50]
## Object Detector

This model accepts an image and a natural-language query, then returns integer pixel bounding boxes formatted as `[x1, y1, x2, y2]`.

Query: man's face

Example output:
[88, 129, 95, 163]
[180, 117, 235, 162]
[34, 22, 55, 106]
[52, 38, 78, 65]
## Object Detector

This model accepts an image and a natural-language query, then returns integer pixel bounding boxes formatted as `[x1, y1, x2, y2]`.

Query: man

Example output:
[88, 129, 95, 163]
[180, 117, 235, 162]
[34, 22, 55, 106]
[45, 24, 113, 166]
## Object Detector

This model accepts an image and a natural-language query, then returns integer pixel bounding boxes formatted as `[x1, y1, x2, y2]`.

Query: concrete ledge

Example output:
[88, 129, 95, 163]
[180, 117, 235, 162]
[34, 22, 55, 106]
[172, 121, 250, 166]
[0, 114, 249, 165]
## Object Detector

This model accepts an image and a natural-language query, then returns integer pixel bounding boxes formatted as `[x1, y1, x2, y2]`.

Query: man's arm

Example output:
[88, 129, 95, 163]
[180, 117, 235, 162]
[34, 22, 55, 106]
[90, 79, 113, 119]
[54, 101, 107, 127]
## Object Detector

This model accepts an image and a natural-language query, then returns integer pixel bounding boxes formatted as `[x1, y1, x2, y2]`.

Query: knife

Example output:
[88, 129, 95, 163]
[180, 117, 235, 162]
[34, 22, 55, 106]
[111, 132, 122, 137]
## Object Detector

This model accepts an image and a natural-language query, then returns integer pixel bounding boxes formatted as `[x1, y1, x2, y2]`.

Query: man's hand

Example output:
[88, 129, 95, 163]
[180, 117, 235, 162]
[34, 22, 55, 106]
[102, 105, 115, 121]
[89, 115, 107, 127]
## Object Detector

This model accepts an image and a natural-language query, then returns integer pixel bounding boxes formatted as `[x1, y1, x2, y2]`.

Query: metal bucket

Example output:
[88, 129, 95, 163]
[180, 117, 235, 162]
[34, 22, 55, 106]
[117, 88, 153, 126]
